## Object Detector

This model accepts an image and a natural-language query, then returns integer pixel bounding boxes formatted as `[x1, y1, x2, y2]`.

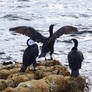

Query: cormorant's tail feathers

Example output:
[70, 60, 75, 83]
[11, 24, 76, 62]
[71, 70, 79, 77]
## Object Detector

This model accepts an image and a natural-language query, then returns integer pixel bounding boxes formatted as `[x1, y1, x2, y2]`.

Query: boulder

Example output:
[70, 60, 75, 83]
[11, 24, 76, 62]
[18, 79, 50, 92]
[0, 60, 87, 92]
[8, 73, 35, 87]
[0, 79, 7, 91]
[44, 74, 66, 92]
[64, 76, 86, 92]
[0, 70, 10, 79]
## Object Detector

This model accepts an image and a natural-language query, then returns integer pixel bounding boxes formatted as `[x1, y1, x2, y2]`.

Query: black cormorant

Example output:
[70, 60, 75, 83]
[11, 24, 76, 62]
[39, 24, 55, 59]
[68, 39, 84, 77]
[9, 25, 78, 60]
[20, 39, 39, 72]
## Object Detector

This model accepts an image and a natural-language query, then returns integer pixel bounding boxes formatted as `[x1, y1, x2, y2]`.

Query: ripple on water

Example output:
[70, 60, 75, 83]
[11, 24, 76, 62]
[0, 52, 5, 55]
[1, 14, 31, 21]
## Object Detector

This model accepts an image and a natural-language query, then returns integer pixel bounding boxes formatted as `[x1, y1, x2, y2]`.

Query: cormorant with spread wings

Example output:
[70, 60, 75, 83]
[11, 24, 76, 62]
[9, 24, 78, 59]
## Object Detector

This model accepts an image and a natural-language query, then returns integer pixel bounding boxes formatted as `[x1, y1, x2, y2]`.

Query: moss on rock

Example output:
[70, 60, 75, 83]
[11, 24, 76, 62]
[8, 73, 35, 87]
[0, 60, 87, 92]
[44, 74, 66, 92]
[18, 79, 50, 92]
[0, 70, 10, 79]
[3, 87, 14, 92]
[0, 79, 7, 91]
[64, 76, 86, 92]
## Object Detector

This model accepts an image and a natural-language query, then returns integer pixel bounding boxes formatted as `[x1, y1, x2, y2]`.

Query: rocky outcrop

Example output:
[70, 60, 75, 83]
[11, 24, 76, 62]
[0, 60, 87, 92]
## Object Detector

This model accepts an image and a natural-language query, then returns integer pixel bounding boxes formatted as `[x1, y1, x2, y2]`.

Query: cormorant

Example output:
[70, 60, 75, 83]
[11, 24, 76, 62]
[39, 24, 55, 59]
[20, 39, 39, 72]
[9, 25, 78, 60]
[68, 39, 84, 77]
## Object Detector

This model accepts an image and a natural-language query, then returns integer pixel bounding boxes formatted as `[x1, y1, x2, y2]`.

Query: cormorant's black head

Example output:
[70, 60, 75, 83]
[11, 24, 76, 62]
[49, 24, 55, 37]
[49, 24, 55, 29]
[71, 39, 78, 50]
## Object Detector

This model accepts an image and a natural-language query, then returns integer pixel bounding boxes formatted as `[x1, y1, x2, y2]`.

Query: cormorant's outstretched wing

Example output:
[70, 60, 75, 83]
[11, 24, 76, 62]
[49, 26, 78, 42]
[9, 26, 47, 43]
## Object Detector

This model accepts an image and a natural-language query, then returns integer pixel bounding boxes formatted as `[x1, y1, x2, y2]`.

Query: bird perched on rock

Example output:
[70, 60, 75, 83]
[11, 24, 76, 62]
[39, 24, 55, 59]
[20, 39, 39, 72]
[68, 39, 84, 77]
[9, 24, 78, 60]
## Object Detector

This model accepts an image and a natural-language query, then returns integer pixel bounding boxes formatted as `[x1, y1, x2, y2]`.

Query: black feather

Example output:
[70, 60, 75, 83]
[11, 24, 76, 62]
[9, 25, 78, 60]
[9, 26, 46, 43]
[39, 25, 78, 59]
[20, 40, 39, 72]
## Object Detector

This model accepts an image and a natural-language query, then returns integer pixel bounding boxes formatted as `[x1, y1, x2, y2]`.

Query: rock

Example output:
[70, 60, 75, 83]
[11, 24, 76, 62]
[0, 64, 15, 70]
[53, 65, 70, 76]
[44, 60, 61, 66]
[3, 87, 14, 92]
[8, 73, 35, 87]
[2, 61, 13, 65]
[0, 70, 10, 79]
[34, 66, 54, 79]
[9, 68, 20, 74]
[5, 79, 14, 87]
[3, 87, 33, 92]
[0, 79, 7, 91]
[64, 76, 86, 92]
[44, 74, 66, 92]
[37, 60, 61, 67]
[75, 76, 86, 92]
[0, 60, 87, 92]
[15, 87, 31, 92]
[18, 79, 50, 92]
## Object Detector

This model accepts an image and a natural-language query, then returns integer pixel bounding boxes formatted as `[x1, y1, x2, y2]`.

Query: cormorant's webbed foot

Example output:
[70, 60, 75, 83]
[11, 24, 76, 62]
[33, 62, 37, 71]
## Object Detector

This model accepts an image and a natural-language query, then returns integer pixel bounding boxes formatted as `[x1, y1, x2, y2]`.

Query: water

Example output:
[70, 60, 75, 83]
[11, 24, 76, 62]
[0, 0, 92, 91]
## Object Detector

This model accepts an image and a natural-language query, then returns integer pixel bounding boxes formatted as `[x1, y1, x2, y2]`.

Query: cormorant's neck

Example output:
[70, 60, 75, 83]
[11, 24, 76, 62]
[72, 41, 78, 50]
[49, 26, 54, 37]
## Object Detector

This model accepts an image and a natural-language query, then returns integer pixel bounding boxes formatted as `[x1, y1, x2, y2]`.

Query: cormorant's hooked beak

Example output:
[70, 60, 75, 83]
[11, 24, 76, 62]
[63, 39, 73, 43]
[71, 38, 78, 43]
[50, 23, 57, 27]
[69, 39, 77, 43]
[53, 23, 57, 26]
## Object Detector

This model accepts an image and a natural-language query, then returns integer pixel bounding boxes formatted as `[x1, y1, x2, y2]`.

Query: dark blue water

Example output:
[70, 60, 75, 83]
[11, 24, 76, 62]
[0, 0, 92, 91]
